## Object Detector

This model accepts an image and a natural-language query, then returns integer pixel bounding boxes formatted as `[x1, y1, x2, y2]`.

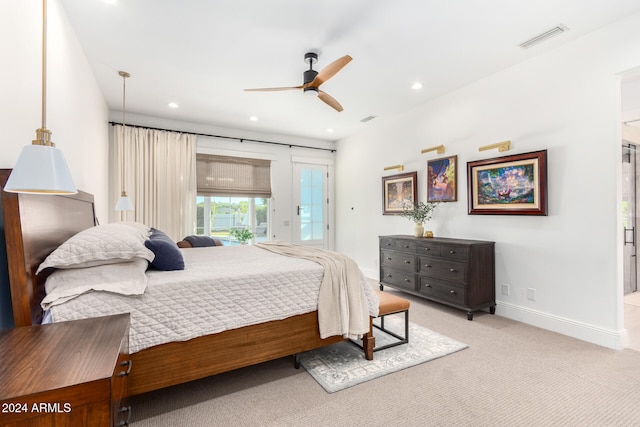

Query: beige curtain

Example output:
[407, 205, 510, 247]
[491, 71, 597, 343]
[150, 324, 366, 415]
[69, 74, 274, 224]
[113, 125, 196, 241]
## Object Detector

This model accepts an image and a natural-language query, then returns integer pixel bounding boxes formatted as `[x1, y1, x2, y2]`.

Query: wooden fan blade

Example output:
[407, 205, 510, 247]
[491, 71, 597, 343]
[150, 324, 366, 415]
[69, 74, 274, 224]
[318, 90, 344, 112]
[244, 85, 303, 92]
[309, 55, 352, 88]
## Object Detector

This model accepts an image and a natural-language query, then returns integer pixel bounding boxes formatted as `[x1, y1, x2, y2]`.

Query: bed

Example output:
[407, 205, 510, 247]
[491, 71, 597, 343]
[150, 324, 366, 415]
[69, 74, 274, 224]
[0, 169, 376, 396]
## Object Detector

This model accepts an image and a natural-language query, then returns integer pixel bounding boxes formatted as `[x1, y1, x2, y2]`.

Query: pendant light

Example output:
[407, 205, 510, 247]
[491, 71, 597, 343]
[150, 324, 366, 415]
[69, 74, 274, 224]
[115, 71, 134, 212]
[4, 0, 77, 195]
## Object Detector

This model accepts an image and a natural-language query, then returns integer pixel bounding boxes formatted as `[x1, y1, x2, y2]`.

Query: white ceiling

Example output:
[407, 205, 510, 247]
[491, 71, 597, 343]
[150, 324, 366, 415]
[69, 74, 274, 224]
[60, 0, 640, 142]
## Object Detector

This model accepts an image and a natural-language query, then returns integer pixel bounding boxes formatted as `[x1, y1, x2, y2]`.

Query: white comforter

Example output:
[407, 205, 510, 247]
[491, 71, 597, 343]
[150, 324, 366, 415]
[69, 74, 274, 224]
[48, 245, 378, 354]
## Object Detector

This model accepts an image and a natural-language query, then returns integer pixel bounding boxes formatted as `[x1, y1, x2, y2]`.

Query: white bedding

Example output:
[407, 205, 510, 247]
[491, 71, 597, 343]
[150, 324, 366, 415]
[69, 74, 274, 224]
[47, 245, 378, 354]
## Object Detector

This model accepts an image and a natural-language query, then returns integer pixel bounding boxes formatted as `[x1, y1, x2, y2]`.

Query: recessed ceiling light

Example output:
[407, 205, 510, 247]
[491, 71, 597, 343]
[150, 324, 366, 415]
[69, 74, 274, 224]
[168, 102, 179, 108]
[102, 0, 117, 4]
[412, 82, 423, 90]
[327, 128, 334, 133]
[249, 116, 258, 121]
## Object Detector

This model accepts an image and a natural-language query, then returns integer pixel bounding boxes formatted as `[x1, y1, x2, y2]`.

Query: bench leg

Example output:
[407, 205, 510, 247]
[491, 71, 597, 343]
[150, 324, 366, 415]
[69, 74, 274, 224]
[361, 317, 375, 360]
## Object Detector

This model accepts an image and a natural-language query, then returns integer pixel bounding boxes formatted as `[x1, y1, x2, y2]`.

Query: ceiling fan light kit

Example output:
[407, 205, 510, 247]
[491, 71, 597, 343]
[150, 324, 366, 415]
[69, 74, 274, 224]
[245, 52, 351, 112]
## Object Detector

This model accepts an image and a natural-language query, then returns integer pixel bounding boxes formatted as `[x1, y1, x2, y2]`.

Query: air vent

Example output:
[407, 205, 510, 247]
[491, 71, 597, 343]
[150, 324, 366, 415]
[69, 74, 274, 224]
[360, 115, 377, 123]
[519, 24, 569, 49]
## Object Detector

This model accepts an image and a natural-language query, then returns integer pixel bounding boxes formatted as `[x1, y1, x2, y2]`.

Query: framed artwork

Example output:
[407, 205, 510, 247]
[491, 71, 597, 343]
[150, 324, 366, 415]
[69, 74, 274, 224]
[382, 171, 418, 215]
[467, 150, 547, 216]
[427, 155, 457, 202]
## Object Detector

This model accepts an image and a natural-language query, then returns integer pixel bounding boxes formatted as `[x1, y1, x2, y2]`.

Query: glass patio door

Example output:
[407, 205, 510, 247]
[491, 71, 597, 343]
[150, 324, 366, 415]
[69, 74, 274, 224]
[293, 163, 328, 249]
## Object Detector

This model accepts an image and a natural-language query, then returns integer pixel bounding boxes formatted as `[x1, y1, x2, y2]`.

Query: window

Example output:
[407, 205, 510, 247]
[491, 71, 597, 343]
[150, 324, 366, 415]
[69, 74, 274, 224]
[194, 153, 271, 245]
[196, 196, 269, 245]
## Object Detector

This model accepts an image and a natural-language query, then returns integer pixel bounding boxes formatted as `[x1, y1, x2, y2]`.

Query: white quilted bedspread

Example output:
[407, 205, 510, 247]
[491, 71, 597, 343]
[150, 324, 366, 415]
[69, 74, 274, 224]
[49, 245, 378, 354]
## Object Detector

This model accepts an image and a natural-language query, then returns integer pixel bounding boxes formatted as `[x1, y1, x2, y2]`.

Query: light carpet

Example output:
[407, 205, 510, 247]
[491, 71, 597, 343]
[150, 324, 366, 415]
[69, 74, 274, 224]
[298, 315, 467, 393]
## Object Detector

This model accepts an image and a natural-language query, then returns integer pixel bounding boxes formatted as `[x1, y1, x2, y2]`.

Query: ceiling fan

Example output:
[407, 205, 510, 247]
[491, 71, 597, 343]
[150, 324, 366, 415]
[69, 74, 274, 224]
[244, 52, 352, 112]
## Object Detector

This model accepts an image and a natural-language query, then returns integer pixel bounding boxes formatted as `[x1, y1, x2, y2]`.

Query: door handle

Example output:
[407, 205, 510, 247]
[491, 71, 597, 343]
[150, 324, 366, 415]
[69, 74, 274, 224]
[625, 227, 635, 246]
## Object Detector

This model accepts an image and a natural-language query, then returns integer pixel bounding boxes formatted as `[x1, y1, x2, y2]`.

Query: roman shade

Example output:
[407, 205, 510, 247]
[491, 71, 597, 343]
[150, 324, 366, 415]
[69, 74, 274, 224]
[196, 153, 272, 198]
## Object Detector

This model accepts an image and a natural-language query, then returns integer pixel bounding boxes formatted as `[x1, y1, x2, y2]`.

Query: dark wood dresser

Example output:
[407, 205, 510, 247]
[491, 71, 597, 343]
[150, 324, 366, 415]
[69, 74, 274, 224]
[0, 314, 131, 426]
[380, 235, 496, 320]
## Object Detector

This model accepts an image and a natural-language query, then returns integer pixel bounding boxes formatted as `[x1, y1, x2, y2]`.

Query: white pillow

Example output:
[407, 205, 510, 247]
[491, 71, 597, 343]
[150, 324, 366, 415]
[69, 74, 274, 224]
[37, 222, 154, 273]
[41, 257, 149, 309]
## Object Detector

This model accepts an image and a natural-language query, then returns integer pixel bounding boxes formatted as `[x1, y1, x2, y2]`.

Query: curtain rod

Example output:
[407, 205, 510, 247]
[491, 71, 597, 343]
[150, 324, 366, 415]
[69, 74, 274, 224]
[109, 121, 336, 153]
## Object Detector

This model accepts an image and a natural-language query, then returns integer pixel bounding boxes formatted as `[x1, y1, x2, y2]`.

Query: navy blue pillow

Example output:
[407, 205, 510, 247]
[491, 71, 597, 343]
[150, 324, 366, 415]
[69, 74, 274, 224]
[145, 228, 185, 271]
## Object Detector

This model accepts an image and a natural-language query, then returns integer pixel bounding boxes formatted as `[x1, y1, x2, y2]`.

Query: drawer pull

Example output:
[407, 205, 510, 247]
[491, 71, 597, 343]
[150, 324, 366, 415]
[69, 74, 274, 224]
[449, 250, 456, 254]
[424, 247, 431, 251]
[386, 274, 392, 278]
[404, 260, 411, 264]
[119, 405, 132, 426]
[449, 268, 456, 272]
[404, 278, 411, 283]
[386, 257, 392, 260]
[424, 264, 432, 268]
[118, 359, 132, 377]
[450, 290, 456, 295]
[424, 284, 432, 288]
[404, 245, 410, 249]
[386, 243, 392, 246]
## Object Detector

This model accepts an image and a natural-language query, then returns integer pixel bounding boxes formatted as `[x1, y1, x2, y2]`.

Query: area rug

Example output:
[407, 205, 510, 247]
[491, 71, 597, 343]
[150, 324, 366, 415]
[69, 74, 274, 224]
[298, 316, 468, 393]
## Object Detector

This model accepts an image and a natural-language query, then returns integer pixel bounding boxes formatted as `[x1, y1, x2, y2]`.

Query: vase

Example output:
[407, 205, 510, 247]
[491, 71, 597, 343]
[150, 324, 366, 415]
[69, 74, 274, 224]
[413, 222, 424, 237]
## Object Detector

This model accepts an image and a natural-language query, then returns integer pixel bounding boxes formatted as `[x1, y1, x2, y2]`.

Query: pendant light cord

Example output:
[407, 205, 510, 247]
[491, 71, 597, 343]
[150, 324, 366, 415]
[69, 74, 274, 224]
[119, 71, 130, 194]
[41, 0, 47, 131]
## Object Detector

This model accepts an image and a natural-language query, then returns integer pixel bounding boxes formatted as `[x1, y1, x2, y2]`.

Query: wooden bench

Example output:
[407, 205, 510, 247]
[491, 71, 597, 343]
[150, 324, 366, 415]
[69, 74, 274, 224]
[353, 290, 410, 352]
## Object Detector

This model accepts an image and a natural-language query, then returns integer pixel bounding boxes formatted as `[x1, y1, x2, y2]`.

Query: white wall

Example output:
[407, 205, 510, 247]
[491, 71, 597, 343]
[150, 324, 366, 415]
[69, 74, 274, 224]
[336, 11, 640, 349]
[0, 0, 109, 328]
[0, 0, 110, 221]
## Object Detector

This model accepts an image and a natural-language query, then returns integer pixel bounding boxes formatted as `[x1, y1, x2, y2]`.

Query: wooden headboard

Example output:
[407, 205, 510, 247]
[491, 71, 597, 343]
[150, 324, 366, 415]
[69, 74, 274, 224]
[0, 169, 97, 326]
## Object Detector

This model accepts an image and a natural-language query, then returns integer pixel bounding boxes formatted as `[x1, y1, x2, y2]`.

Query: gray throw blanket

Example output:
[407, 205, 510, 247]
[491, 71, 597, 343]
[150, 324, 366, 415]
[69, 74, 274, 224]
[255, 241, 370, 340]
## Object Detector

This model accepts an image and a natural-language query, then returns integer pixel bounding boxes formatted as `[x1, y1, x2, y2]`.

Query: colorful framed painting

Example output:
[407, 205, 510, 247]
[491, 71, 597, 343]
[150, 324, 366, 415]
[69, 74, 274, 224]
[467, 150, 547, 216]
[382, 171, 418, 215]
[427, 155, 457, 202]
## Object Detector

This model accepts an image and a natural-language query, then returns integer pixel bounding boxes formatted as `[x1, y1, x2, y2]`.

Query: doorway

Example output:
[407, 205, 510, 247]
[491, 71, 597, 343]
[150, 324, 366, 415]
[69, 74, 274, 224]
[621, 74, 640, 351]
[622, 143, 639, 295]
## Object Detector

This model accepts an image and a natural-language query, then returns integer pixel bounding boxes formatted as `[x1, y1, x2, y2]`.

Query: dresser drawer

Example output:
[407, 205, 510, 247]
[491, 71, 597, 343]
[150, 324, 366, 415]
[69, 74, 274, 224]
[381, 249, 416, 272]
[419, 277, 466, 306]
[419, 255, 467, 283]
[394, 239, 416, 252]
[380, 237, 396, 250]
[381, 267, 417, 292]
[416, 241, 440, 257]
[439, 244, 468, 261]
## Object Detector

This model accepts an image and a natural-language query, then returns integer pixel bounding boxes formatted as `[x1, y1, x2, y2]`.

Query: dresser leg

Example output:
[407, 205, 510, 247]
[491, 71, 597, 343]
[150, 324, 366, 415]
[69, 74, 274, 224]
[467, 311, 474, 321]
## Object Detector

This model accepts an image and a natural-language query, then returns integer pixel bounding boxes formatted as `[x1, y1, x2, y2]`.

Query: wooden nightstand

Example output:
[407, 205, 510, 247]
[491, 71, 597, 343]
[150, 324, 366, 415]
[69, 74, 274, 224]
[0, 314, 131, 427]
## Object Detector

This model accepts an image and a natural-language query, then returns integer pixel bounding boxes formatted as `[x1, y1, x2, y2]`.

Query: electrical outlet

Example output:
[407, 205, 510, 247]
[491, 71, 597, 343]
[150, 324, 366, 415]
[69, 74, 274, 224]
[501, 284, 510, 296]
[527, 288, 536, 301]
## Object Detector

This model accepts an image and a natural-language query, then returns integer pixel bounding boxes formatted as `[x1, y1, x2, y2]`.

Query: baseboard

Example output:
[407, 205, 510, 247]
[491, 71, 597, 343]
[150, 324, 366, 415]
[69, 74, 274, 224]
[497, 301, 627, 350]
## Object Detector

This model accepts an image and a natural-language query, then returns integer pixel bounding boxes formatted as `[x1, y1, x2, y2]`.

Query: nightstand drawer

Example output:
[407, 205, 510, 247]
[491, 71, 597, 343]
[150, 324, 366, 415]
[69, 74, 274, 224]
[419, 278, 465, 306]
[381, 267, 417, 292]
[419, 255, 466, 283]
[381, 250, 416, 272]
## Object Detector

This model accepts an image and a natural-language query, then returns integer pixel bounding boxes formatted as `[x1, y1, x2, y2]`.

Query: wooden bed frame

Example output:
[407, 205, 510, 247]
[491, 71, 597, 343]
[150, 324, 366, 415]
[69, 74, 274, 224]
[0, 169, 375, 396]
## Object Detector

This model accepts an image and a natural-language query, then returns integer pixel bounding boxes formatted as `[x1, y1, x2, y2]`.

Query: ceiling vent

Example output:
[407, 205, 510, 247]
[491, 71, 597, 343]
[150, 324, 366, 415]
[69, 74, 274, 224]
[519, 24, 569, 49]
[360, 115, 377, 123]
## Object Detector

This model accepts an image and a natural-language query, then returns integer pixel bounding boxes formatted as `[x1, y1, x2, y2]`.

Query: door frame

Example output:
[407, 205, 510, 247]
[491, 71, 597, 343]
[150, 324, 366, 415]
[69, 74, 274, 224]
[291, 156, 335, 250]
